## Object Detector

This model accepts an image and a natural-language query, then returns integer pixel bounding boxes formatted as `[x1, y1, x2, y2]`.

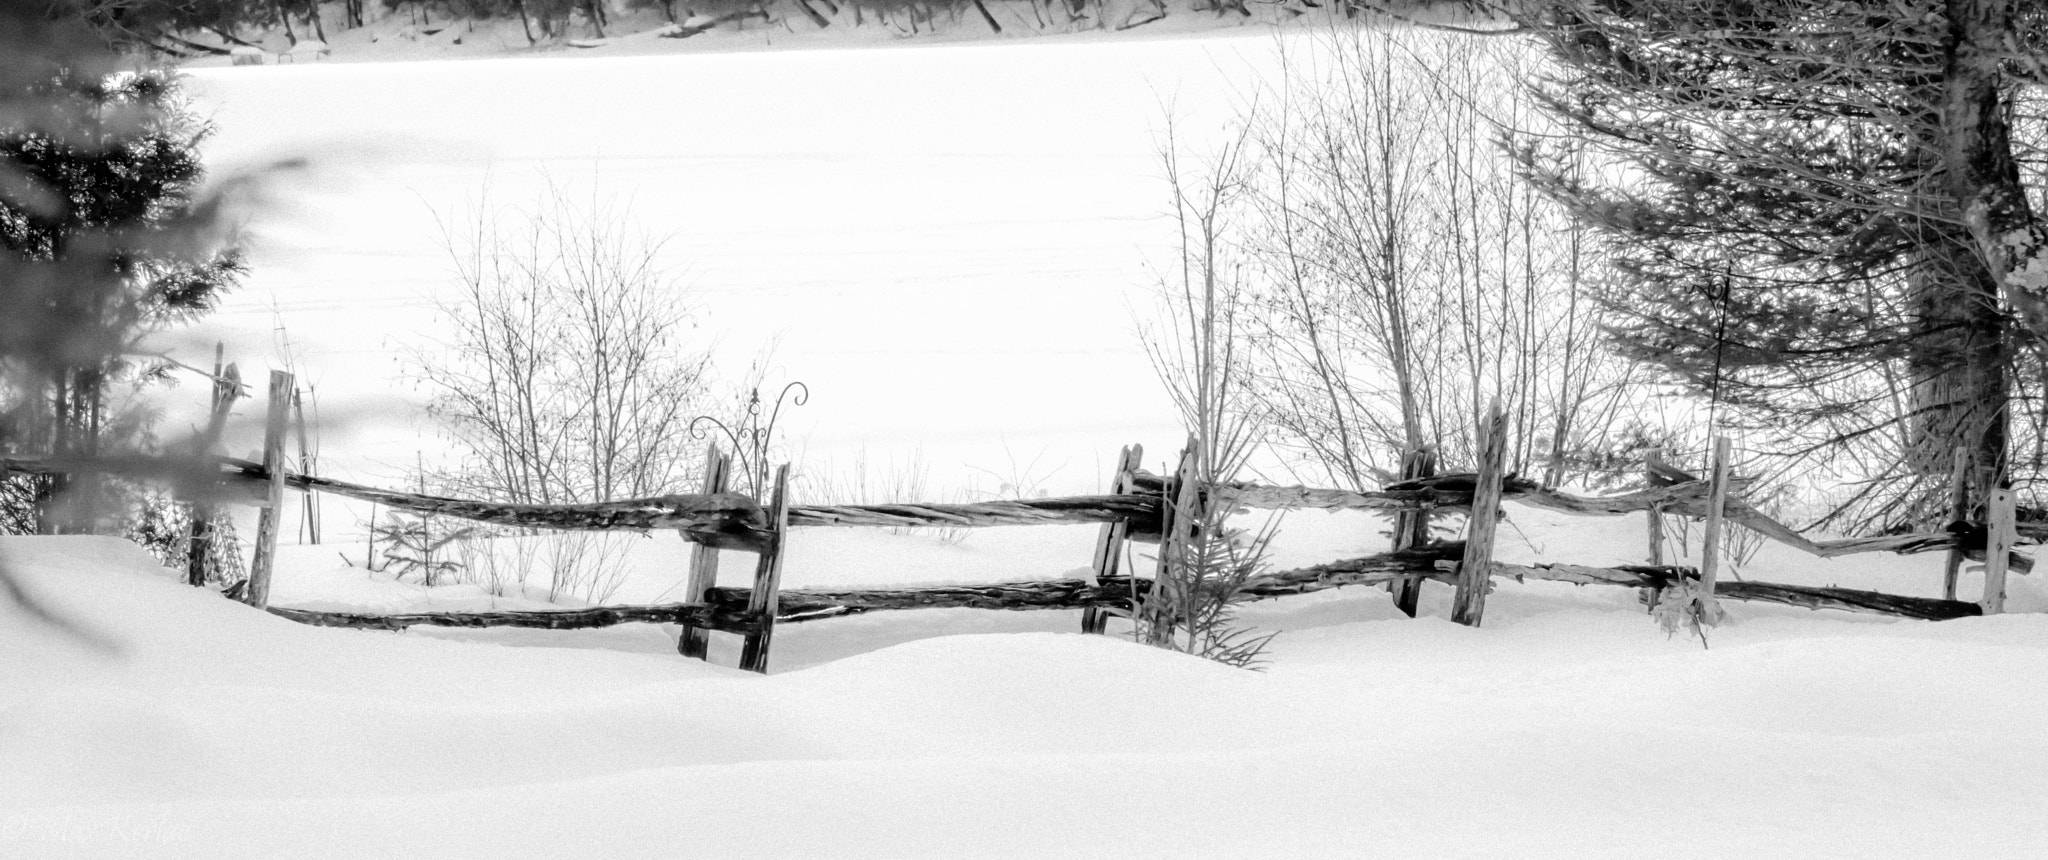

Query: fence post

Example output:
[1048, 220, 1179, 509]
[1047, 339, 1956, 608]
[677, 445, 733, 659]
[186, 349, 239, 587]
[1698, 436, 1732, 611]
[1942, 446, 1970, 602]
[1983, 487, 2014, 615]
[1643, 454, 1666, 612]
[738, 463, 792, 674]
[1082, 443, 1142, 635]
[1142, 439, 1201, 647]
[1451, 402, 1508, 627]
[243, 370, 292, 609]
[1388, 446, 1435, 618]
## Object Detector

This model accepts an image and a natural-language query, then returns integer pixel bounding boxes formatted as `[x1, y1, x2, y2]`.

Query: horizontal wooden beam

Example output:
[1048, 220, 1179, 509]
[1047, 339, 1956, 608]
[5, 454, 777, 550]
[1166, 469, 2032, 569]
[266, 602, 763, 633]
[1494, 561, 1982, 621]
[15, 453, 2027, 571]
[713, 578, 1146, 622]
[785, 495, 1162, 531]
[232, 460, 777, 552]
[1713, 581, 1981, 621]
[264, 541, 1977, 635]
[1146, 469, 1749, 517]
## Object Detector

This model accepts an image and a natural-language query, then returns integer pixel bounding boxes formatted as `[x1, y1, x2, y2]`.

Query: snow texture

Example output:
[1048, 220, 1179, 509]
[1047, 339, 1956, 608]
[4, 495, 2047, 857]
[6, 26, 2045, 859]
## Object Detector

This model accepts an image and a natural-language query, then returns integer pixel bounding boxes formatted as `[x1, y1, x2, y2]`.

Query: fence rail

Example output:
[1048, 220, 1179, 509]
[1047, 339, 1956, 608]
[3, 408, 2015, 674]
[267, 541, 1980, 636]
[1184, 471, 2029, 567]
[12, 452, 2024, 561]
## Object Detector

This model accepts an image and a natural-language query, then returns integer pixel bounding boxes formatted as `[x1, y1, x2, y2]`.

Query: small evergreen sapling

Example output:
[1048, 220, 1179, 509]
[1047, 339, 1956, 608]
[372, 509, 474, 587]
[1142, 511, 1280, 669]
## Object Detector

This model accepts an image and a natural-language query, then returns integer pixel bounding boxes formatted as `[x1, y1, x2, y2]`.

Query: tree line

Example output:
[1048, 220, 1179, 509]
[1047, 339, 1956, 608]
[70, 0, 1381, 52]
[1142, 0, 2048, 534]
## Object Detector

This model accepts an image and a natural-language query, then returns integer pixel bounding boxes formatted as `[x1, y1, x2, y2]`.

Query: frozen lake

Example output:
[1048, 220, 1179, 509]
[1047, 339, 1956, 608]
[183, 33, 1285, 506]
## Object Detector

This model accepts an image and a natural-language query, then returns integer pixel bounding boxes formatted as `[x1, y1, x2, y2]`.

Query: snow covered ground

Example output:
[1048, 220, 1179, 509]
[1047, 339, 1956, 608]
[5, 501, 2047, 857]
[7, 21, 2047, 859]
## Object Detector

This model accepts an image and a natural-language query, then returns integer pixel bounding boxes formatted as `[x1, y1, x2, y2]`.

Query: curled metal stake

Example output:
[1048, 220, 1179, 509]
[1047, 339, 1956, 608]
[691, 381, 808, 498]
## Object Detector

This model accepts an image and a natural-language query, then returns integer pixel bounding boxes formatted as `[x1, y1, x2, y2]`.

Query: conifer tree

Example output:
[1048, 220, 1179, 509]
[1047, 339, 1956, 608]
[2, 1, 246, 534]
[1512, 0, 2048, 527]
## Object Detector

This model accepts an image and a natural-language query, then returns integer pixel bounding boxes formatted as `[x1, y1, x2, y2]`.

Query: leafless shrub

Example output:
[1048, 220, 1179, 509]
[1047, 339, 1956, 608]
[445, 529, 633, 605]
[450, 529, 518, 600]
[539, 531, 632, 605]
[416, 183, 713, 507]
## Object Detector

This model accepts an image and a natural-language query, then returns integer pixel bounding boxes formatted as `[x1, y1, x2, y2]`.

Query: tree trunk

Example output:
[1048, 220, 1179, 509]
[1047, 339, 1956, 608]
[1943, 0, 2048, 349]
[1903, 248, 2008, 513]
[792, 0, 833, 28]
[1900, 0, 2038, 513]
[514, 0, 537, 45]
[273, 0, 296, 44]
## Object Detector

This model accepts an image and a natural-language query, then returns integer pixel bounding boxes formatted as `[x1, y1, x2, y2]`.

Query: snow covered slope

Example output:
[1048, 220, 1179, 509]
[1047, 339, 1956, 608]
[11, 17, 2044, 857]
[5, 512, 2046, 857]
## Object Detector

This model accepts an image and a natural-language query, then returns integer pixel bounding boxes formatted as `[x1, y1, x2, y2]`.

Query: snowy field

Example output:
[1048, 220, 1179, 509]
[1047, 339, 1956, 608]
[174, 33, 1287, 506]
[6, 26, 2048, 859]
[5, 507, 2048, 857]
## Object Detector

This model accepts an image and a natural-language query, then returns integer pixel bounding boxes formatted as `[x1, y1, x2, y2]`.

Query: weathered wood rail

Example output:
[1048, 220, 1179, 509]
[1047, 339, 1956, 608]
[4, 455, 1164, 548]
[9, 422, 2019, 673]
[1170, 470, 2030, 567]
[266, 540, 1980, 635]
[7, 451, 2027, 566]
[268, 602, 759, 633]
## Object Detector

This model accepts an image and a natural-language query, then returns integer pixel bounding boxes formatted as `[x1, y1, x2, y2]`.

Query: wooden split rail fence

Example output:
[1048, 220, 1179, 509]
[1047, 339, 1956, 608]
[4, 380, 2018, 673]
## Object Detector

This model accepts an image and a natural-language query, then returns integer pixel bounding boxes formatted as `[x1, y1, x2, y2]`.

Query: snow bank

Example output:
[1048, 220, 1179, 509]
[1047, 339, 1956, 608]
[6, 518, 2048, 857]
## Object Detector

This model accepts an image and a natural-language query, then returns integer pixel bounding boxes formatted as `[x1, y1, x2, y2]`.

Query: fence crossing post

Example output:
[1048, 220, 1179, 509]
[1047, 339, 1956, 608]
[1082, 443, 1142, 635]
[1699, 437, 1732, 606]
[1643, 451, 1667, 612]
[1983, 487, 2015, 615]
[243, 370, 292, 609]
[677, 445, 732, 660]
[1451, 402, 1508, 627]
[1942, 447, 1970, 602]
[1388, 446, 1435, 618]
[1142, 439, 1201, 647]
[738, 464, 792, 674]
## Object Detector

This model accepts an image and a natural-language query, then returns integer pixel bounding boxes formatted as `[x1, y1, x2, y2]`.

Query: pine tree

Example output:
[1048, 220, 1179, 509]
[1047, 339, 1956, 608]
[2, 4, 246, 534]
[1513, 0, 2048, 528]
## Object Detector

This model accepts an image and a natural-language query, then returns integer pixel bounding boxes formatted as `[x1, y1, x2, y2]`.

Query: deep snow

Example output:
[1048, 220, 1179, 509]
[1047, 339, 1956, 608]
[5, 497, 2047, 857]
[7, 20, 2047, 859]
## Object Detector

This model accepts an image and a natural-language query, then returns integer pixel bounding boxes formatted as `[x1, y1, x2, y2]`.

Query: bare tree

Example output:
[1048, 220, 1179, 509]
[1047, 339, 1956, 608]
[1225, 27, 1643, 487]
[417, 185, 713, 506]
